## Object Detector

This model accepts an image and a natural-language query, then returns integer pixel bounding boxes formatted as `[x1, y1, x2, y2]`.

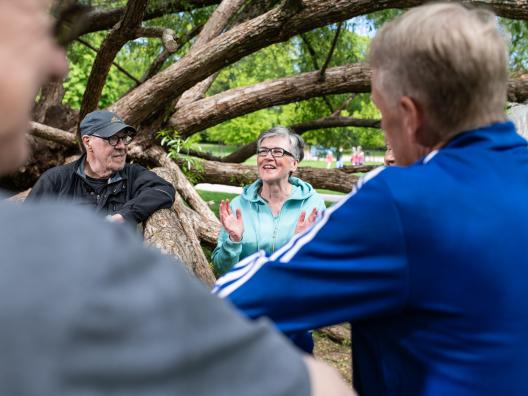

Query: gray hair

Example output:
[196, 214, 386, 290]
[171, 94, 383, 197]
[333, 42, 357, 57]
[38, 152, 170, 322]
[257, 126, 305, 161]
[369, 3, 508, 141]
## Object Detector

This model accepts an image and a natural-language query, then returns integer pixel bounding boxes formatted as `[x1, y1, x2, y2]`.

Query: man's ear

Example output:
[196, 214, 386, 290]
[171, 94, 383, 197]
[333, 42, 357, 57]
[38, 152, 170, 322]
[81, 136, 92, 152]
[400, 96, 423, 144]
[400, 97, 437, 148]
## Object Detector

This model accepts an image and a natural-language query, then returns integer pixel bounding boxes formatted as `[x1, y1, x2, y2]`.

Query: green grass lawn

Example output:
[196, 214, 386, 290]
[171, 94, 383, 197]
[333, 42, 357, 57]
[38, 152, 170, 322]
[197, 190, 238, 214]
[197, 189, 337, 212]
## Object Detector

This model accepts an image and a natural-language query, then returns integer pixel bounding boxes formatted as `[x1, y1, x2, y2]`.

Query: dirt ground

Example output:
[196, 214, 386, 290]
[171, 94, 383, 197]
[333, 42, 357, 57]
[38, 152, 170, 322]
[313, 323, 352, 384]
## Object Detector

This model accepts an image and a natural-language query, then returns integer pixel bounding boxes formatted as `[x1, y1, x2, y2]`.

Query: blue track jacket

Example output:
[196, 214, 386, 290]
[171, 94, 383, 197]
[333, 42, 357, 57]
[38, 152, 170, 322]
[214, 122, 528, 396]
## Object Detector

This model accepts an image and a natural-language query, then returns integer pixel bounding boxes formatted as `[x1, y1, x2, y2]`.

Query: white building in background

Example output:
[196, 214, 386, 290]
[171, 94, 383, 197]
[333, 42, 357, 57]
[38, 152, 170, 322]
[508, 103, 528, 139]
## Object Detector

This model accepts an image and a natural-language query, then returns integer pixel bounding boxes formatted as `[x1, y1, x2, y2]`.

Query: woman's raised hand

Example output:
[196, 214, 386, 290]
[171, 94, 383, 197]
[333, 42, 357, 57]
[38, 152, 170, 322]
[295, 207, 318, 235]
[219, 199, 244, 242]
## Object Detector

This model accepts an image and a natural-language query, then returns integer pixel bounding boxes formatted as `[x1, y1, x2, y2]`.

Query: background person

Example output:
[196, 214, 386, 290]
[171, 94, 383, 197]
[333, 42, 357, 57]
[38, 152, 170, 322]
[214, 3, 528, 395]
[325, 150, 334, 168]
[27, 110, 175, 225]
[212, 126, 326, 276]
[0, 1, 354, 395]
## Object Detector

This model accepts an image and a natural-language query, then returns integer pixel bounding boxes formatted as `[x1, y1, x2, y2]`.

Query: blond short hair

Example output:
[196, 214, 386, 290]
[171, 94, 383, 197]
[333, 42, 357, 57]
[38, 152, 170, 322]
[369, 3, 508, 139]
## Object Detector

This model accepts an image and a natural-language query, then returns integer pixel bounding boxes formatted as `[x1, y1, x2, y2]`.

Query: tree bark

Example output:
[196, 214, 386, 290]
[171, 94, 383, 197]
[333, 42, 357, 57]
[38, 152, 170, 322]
[78, 0, 221, 37]
[508, 74, 528, 103]
[29, 122, 77, 148]
[109, 0, 528, 127]
[77, 0, 528, 40]
[186, 159, 361, 193]
[33, 79, 65, 124]
[176, 0, 248, 108]
[144, 167, 217, 286]
[80, 0, 149, 120]
[170, 64, 372, 137]
[168, 63, 528, 139]
[139, 25, 203, 84]
[138, 146, 219, 226]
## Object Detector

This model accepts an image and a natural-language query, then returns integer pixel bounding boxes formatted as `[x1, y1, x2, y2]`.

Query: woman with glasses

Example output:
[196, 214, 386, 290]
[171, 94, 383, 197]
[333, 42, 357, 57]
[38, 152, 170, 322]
[212, 126, 325, 276]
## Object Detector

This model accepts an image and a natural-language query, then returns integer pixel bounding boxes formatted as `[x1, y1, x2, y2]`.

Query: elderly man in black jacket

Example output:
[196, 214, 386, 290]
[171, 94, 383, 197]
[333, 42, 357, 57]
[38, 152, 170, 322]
[28, 110, 175, 224]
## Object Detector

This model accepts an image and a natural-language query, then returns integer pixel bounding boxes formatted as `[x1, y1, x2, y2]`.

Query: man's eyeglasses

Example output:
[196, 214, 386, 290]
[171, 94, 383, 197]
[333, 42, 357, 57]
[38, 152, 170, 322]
[51, 0, 93, 48]
[257, 147, 295, 158]
[93, 134, 134, 147]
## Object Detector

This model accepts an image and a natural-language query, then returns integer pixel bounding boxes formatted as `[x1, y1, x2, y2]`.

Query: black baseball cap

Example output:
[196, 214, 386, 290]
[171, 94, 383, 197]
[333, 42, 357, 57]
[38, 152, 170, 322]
[80, 110, 136, 138]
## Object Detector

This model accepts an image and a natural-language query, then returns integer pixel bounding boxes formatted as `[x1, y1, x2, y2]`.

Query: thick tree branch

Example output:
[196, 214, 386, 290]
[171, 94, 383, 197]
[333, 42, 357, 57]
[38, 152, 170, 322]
[186, 159, 361, 193]
[29, 122, 77, 148]
[176, 0, 248, 108]
[169, 63, 528, 139]
[110, 0, 528, 127]
[170, 63, 372, 137]
[79, 0, 149, 120]
[77, 0, 221, 37]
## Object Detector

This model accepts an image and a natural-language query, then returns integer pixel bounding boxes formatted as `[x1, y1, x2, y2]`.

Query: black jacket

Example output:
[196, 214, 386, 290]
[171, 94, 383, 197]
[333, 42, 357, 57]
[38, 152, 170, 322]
[27, 155, 175, 224]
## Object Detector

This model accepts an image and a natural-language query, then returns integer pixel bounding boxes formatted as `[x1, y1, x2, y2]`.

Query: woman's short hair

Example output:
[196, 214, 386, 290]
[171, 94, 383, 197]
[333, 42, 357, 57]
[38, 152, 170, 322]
[368, 3, 508, 138]
[257, 126, 305, 161]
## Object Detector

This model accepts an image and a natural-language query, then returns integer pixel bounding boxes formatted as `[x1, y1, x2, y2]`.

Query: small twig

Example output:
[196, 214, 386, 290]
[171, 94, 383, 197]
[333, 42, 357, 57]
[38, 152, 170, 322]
[76, 38, 141, 85]
[139, 24, 203, 83]
[319, 22, 343, 81]
[331, 94, 355, 117]
[300, 33, 334, 113]
[135, 27, 178, 52]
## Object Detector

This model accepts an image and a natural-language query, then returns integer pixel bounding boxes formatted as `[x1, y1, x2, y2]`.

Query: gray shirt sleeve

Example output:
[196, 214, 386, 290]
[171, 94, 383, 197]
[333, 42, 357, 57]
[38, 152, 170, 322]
[0, 200, 310, 396]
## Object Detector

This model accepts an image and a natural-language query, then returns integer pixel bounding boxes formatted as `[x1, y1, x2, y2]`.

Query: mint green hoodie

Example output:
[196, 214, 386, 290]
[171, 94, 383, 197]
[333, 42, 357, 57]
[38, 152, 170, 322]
[212, 177, 326, 276]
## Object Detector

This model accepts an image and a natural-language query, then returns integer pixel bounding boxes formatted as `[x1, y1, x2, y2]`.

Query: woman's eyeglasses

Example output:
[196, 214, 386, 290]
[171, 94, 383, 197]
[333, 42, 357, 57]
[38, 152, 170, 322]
[257, 147, 295, 158]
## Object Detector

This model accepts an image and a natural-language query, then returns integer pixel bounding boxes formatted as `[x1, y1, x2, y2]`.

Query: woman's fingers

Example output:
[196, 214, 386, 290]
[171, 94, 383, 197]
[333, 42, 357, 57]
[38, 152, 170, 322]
[298, 210, 306, 224]
[307, 208, 318, 223]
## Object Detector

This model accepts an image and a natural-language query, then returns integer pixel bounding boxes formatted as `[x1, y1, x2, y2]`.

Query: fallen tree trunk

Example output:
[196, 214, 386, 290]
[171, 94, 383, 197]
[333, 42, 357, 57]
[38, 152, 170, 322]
[144, 167, 217, 286]
[185, 159, 363, 193]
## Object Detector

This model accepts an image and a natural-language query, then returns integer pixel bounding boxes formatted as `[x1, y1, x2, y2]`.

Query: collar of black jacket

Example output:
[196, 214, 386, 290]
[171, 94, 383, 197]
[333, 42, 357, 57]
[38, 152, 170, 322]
[75, 154, 127, 184]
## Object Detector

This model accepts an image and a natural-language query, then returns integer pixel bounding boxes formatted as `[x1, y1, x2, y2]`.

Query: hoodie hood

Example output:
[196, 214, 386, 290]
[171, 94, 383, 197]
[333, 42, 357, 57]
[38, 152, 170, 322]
[241, 177, 316, 203]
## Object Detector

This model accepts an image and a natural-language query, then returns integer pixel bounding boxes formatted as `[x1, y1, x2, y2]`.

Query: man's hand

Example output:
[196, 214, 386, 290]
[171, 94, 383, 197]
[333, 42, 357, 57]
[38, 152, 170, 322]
[219, 199, 244, 242]
[295, 208, 318, 234]
[304, 356, 357, 396]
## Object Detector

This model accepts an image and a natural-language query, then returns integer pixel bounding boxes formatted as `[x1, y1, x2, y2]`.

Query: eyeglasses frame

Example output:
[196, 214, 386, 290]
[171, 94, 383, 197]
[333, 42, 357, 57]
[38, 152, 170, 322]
[92, 133, 134, 147]
[256, 147, 296, 159]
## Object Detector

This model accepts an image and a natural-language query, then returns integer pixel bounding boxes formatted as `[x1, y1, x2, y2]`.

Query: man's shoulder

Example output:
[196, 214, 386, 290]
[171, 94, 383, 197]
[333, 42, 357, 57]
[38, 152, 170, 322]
[123, 162, 148, 175]
[40, 159, 79, 180]
[0, 199, 172, 292]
